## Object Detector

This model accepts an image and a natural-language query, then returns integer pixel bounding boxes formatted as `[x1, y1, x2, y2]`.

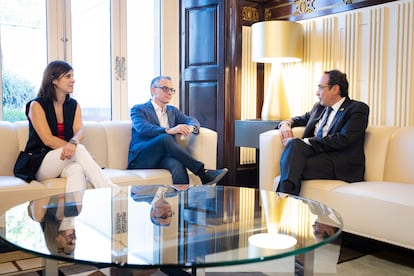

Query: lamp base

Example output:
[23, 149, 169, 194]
[261, 63, 290, 120]
[249, 233, 297, 250]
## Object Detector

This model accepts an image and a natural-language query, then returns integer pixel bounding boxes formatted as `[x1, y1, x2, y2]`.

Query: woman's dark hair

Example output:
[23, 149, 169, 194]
[325, 69, 349, 97]
[38, 60, 73, 102]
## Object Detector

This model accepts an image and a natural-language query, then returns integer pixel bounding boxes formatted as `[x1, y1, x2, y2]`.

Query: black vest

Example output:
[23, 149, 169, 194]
[24, 96, 77, 153]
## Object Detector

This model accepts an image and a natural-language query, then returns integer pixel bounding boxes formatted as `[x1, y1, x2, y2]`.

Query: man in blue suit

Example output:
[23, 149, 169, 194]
[277, 70, 369, 195]
[130, 185, 179, 226]
[128, 75, 227, 185]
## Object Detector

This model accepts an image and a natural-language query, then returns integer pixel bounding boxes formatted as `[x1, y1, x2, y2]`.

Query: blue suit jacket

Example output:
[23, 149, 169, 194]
[128, 100, 200, 165]
[288, 97, 369, 182]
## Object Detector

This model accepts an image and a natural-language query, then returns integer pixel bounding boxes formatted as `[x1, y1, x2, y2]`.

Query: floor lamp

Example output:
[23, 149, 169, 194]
[251, 21, 303, 120]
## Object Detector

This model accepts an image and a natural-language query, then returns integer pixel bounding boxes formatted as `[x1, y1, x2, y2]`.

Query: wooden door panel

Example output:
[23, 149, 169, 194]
[186, 6, 217, 66]
[187, 81, 218, 130]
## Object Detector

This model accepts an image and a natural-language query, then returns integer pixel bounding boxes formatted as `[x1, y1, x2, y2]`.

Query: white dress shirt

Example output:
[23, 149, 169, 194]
[151, 100, 169, 128]
[304, 97, 346, 145]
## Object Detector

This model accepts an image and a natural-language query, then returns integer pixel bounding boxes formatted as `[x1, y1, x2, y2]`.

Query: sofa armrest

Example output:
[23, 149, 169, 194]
[259, 127, 305, 191]
[193, 127, 218, 170]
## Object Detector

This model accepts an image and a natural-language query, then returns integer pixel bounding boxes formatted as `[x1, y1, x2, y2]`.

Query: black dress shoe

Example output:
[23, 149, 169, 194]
[200, 168, 228, 185]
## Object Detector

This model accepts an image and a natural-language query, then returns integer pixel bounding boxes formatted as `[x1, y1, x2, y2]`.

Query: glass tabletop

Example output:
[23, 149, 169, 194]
[0, 185, 343, 270]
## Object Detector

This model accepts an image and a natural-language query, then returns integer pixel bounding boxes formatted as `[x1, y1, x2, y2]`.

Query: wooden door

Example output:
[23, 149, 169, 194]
[180, 0, 225, 168]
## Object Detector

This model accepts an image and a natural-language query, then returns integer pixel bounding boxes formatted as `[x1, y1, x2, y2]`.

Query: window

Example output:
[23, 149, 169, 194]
[126, 0, 160, 109]
[0, 0, 47, 121]
[66, 0, 161, 121]
[71, 0, 112, 121]
[0, 0, 172, 122]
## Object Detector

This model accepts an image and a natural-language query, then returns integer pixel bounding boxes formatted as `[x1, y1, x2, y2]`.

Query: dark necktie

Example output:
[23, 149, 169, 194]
[317, 107, 333, 138]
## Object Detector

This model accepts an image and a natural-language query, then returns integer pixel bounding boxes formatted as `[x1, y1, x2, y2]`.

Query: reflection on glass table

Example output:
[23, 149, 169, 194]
[0, 185, 343, 275]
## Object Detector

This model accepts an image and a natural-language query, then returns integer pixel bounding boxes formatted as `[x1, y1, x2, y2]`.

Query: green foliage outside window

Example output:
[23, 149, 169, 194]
[2, 71, 36, 121]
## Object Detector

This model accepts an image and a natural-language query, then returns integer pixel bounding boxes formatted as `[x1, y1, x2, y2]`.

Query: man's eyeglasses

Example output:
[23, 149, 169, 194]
[154, 86, 176, 94]
[153, 211, 175, 220]
[317, 84, 331, 90]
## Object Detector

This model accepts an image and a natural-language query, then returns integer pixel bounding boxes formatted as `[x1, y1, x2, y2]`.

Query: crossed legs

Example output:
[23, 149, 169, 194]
[36, 144, 116, 192]
[128, 134, 204, 184]
[278, 138, 335, 195]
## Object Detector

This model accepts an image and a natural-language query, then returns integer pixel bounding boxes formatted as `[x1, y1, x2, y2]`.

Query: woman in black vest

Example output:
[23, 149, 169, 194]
[16, 60, 116, 191]
[28, 191, 84, 255]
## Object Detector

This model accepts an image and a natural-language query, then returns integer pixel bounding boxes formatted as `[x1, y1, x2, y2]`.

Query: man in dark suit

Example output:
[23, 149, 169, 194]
[277, 70, 369, 195]
[127, 75, 227, 185]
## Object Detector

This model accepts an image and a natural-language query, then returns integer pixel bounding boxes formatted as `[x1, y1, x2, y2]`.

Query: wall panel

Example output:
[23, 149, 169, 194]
[295, 0, 414, 127]
[367, 7, 388, 125]
[240, 26, 257, 165]
[395, 1, 414, 126]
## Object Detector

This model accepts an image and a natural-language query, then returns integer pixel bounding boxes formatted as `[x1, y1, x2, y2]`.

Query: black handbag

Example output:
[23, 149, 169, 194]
[13, 150, 48, 182]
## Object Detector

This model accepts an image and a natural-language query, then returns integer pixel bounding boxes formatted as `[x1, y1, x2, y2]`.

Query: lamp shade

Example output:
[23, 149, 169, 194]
[252, 21, 303, 63]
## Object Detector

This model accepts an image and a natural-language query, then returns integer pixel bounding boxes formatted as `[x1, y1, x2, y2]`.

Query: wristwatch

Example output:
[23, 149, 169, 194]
[278, 120, 291, 129]
[69, 138, 78, 145]
[192, 126, 199, 135]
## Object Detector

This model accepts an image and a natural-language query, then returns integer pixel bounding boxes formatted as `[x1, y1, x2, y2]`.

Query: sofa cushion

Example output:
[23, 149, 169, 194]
[333, 181, 414, 207]
[327, 181, 414, 249]
[0, 122, 20, 176]
[101, 121, 132, 169]
[13, 121, 30, 151]
[299, 179, 348, 203]
[364, 126, 399, 182]
[383, 128, 414, 184]
[103, 168, 172, 186]
[103, 168, 202, 186]
[82, 121, 109, 169]
[125, 169, 174, 185]
[0, 176, 27, 188]
[273, 176, 348, 204]
[0, 177, 66, 213]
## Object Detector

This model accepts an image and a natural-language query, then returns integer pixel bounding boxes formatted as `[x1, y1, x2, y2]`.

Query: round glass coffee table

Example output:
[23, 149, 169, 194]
[0, 185, 342, 275]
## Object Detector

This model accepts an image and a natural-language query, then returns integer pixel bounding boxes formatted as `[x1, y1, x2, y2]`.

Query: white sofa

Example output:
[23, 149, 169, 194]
[260, 126, 414, 250]
[0, 120, 217, 212]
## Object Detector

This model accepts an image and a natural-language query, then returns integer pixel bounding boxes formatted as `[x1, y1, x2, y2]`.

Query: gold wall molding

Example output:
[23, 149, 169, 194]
[264, 8, 272, 20]
[242, 6, 259, 22]
[293, 0, 316, 15]
[266, 0, 385, 20]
